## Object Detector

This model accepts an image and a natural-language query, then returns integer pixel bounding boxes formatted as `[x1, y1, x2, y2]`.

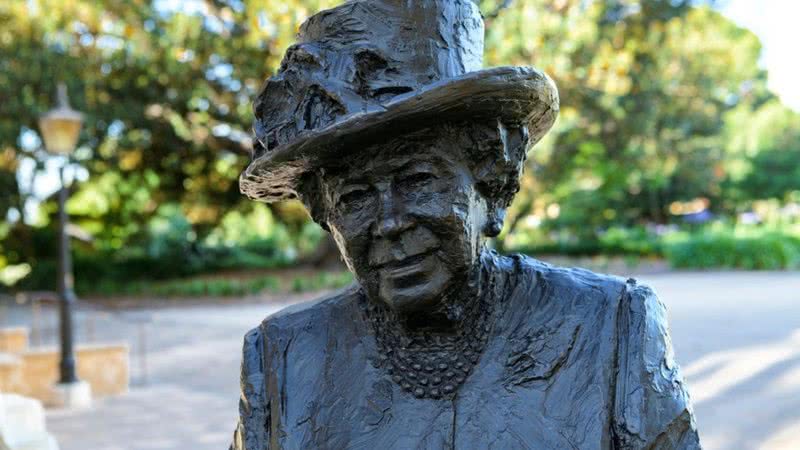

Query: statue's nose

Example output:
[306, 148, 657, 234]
[373, 187, 412, 238]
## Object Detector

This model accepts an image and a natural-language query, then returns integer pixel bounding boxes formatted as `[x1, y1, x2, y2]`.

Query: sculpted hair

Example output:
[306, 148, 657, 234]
[297, 120, 530, 230]
[453, 120, 530, 211]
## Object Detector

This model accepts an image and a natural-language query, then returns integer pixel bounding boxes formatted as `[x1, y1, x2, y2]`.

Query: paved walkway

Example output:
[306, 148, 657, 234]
[640, 272, 800, 450]
[4, 271, 799, 450]
[3, 296, 303, 450]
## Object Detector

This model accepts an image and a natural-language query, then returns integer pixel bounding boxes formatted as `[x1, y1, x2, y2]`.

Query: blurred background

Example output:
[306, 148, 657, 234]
[0, 0, 798, 449]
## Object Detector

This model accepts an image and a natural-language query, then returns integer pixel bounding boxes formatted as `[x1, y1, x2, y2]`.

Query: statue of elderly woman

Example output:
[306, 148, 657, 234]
[231, 1, 701, 449]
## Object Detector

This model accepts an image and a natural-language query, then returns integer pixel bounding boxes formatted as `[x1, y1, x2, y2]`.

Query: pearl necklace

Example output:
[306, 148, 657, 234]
[362, 268, 496, 400]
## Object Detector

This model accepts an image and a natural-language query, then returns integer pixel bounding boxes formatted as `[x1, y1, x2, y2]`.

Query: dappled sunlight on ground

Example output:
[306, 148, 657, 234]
[683, 329, 800, 405]
[47, 385, 236, 449]
[760, 419, 800, 450]
[676, 329, 800, 449]
[639, 272, 800, 450]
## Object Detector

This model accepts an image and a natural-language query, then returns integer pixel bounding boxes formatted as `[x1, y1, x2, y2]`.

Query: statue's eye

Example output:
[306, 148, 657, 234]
[339, 187, 371, 206]
[399, 172, 437, 189]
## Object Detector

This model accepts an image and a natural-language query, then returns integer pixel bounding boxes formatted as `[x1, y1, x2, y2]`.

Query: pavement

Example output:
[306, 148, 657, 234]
[640, 272, 800, 450]
[2, 271, 799, 450]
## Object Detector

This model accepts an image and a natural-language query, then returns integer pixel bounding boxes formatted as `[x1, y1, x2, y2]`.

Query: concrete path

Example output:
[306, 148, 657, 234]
[640, 272, 800, 450]
[4, 271, 797, 450]
[37, 300, 302, 450]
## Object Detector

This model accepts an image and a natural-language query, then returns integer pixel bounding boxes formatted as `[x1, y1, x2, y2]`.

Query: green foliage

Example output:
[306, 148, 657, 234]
[82, 270, 353, 298]
[664, 227, 800, 270]
[739, 150, 800, 202]
[484, 1, 774, 240]
[0, 0, 336, 285]
[2, 0, 800, 282]
[721, 100, 800, 205]
[598, 226, 663, 256]
[290, 271, 353, 293]
[507, 221, 800, 271]
[14, 202, 297, 291]
[506, 225, 662, 257]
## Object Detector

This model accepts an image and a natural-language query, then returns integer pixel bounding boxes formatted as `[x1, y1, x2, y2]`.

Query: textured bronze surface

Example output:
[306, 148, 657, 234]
[232, 1, 700, 449]
[239, 0, 557, 203]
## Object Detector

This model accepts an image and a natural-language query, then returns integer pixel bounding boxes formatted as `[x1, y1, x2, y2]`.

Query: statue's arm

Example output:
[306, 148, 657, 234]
[612, 282, 701, 450]
[231, 326, 270, 450]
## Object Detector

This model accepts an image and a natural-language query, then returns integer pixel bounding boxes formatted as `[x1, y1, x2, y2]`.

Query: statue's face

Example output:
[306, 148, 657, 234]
[321, 135, 489, 314]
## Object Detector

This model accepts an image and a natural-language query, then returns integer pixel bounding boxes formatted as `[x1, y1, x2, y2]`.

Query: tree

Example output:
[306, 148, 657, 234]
[0, 0, 793, 283]
[481, 1, 765, 243]
[1, 0, 341, 265]
[723, 100, 800, 202]
[0, 0, 349, 287]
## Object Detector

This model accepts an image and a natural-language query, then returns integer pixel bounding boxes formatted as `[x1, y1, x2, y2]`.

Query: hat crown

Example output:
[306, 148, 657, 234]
[254, 0, 484, 156]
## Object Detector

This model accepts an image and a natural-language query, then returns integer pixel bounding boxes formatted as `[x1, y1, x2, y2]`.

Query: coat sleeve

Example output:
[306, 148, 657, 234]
[231, 326, 270, 450]
[612, 281, 702, 450]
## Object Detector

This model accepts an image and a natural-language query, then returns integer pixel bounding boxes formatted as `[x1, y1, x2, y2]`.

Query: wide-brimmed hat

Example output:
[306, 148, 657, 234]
[240, 0, 559, 203]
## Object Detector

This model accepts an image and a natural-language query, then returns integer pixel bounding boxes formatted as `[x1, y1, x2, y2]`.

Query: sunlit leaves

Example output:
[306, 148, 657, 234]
[2, 0, 796, 269]
[481, 0, 770, 237]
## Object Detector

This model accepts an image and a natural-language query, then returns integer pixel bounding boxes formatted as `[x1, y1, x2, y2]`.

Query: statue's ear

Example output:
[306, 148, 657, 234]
[483, 205, 506, 237]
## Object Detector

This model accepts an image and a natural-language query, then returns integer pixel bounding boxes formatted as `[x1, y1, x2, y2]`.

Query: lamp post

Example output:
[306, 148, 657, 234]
[38, 83, 91, 408]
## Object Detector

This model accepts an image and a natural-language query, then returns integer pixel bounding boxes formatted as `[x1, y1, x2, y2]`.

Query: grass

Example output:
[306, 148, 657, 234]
[82, 270, 354, 298]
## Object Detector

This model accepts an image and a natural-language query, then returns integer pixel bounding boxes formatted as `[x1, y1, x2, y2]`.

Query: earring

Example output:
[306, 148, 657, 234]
[484, 218, 503, 237]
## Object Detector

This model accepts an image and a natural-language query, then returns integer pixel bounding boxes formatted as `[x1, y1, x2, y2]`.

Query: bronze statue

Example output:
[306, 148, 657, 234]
[232, 1, 700, 449]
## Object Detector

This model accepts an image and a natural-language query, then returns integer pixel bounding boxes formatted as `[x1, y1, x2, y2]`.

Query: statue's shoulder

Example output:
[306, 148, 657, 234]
[237, 283, 363, 385]
[256, 283, 363, 337]
[233, 287, 361, 450]
[500, 252, 629, 305]
[611, 280, 701, 448]
[505, 254, 673, 330]
[494, 254, 700, 447]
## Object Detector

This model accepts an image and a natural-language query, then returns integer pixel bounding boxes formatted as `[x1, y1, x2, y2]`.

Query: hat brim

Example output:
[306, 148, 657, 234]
[240, 66, 559, 202]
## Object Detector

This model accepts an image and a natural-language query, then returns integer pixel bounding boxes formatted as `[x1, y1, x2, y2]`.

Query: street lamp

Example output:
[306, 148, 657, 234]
[38, 83, 91, 408]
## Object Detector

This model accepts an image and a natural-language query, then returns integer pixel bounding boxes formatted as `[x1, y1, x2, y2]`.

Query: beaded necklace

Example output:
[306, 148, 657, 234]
[363, 263, 496, 400]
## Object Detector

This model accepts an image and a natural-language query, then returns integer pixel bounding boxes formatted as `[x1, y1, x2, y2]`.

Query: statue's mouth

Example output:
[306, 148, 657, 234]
[374, 248, 441, 287]
[381, 250, 435, 274]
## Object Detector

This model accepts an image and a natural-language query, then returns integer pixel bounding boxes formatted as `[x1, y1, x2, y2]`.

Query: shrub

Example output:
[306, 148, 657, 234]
[505, 225, 662, 257]
[11, 203, 301, 291]
[598, 226, 663, 256]
[290, 272, 353, 293]
[77, 271, 353, 298]
[664, 229, 800, 270]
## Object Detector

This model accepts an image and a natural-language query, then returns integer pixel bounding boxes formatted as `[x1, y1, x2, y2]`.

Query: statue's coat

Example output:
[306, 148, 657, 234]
[231, 254, 700, 450]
